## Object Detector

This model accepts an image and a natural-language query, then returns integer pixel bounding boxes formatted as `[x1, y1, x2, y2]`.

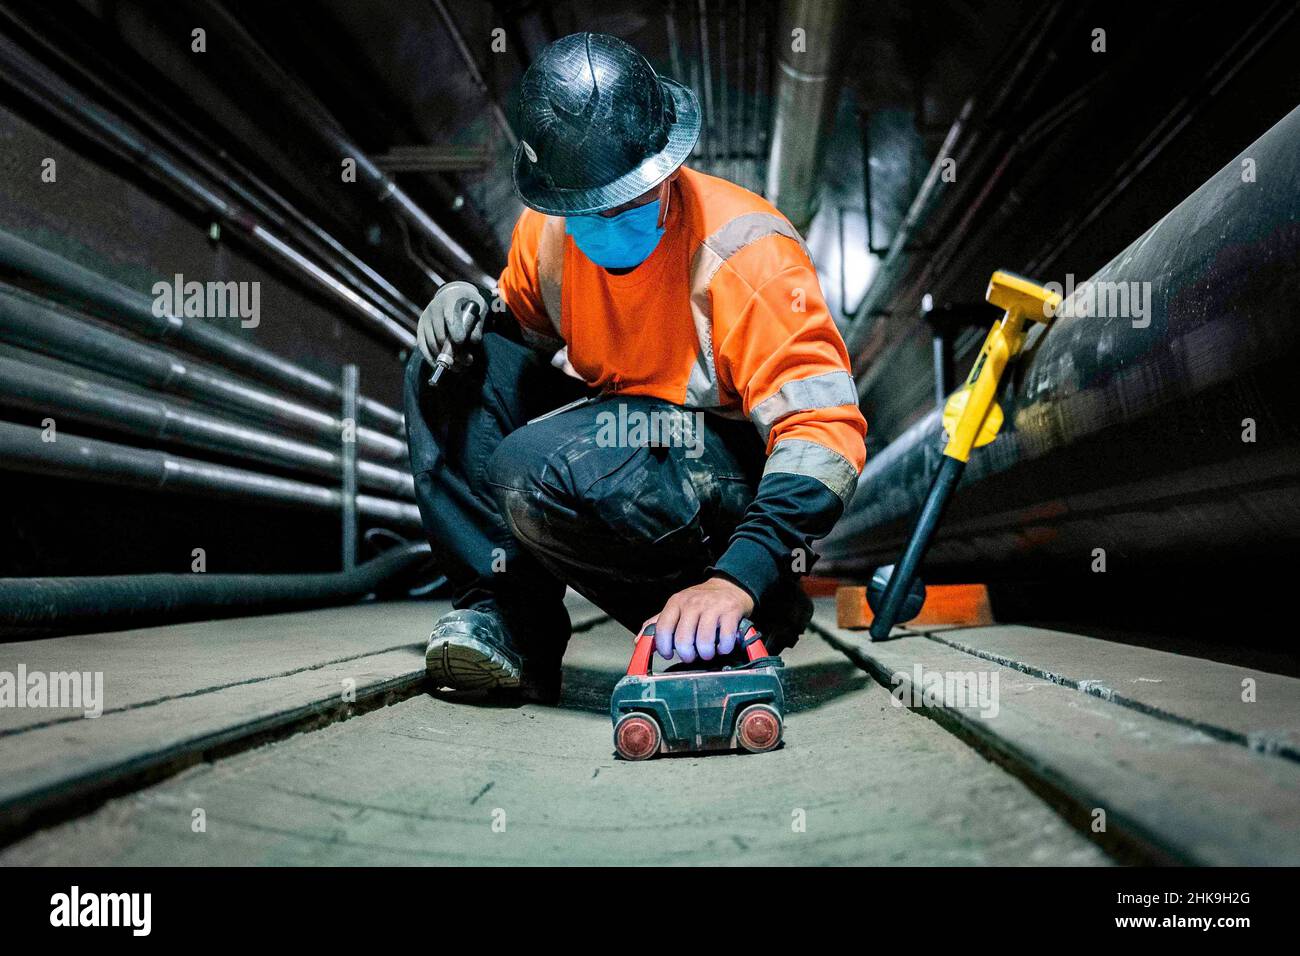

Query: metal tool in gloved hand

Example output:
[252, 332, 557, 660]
[418, 281, 486, 387]
[868, 271, 1061, 641]
[610, 618, 785, 760]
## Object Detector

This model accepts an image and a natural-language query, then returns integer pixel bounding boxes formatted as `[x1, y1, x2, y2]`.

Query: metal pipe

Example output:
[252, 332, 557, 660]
[761, 0, 777, 190]
[696, 0, 715, 165]
[719, 5, 731, 175]
[849, 78, 1099, 398]
[891, 0, 1281, 370]
[0, 284, 407, 463]
[764, 0, 850, 232]
[0, 348, 414, 499]
[666, 1, 685, 91]
[0, 542, 432, 638]
[0, 228, 405, 435]
[0, 420, 422, 529]
[820, 103, 1300, 577]
[0, 33, 418, 350]
[341, 365, 360, 569]
[736, 0, 747, 188]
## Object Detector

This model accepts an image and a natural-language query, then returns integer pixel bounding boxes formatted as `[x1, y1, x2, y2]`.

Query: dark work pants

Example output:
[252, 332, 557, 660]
[403, 332, 770, 651]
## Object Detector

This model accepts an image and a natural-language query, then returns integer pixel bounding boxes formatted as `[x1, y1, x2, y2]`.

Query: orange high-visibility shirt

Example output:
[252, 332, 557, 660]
[497, 166, 866, 599]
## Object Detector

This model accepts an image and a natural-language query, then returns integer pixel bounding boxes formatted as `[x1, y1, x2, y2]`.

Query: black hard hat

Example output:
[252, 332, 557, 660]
[512, 32, 700, 216]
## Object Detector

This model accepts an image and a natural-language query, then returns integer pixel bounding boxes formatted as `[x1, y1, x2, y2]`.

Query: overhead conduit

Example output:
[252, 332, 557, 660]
[0, 1, 426, 332]
[764, 0, 850, 233]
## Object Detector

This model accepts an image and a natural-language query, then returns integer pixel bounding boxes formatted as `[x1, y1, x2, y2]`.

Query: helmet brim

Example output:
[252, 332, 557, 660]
[512, 78, 701, 217]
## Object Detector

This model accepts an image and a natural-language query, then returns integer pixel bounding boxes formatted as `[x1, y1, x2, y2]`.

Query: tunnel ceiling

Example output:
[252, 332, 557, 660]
[22, 2, 1295, 370]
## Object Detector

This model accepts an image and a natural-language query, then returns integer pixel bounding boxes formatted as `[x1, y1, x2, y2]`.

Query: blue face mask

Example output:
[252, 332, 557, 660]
[566, 200, 665, 269]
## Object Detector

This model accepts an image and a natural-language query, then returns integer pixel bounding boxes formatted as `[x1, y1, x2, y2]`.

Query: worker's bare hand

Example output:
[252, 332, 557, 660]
[647, 577, 755, 664]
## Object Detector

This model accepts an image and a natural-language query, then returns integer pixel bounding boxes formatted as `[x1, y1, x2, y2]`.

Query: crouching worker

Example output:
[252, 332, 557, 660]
[404, 33, 866, 702]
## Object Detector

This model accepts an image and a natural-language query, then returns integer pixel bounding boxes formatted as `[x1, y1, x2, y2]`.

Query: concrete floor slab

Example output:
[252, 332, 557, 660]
[0, 601, 445, 734]
[810, 602, 1300, 865]
[1, 617, 1110, 866]
[0, 594, 606, 842]
[912, 624, 1300, 758]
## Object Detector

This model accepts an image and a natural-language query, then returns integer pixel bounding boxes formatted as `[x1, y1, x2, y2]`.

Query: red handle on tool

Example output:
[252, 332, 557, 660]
[625, 619, 768, 677]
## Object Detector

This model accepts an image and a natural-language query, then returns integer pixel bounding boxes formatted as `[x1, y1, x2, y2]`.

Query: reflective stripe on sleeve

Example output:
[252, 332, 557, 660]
[750, 370, 858, 443]
[763, 438, 859, 505]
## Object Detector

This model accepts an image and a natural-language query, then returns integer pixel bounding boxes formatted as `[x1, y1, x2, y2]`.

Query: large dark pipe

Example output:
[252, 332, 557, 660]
[0, 284, 406, 463]
[822, 103, 1300, 576]
[0, 228, 405, 435]
[0, 349, 415, 500]
[0, 542, 433, 638]
[0, 421, 421, 528]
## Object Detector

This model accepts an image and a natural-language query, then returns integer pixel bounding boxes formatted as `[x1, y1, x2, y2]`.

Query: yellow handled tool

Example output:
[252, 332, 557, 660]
[868, 271, 1060, 640]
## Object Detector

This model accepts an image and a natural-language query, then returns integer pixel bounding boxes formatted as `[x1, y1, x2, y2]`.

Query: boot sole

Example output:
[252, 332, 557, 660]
[425, 635, 522, 691]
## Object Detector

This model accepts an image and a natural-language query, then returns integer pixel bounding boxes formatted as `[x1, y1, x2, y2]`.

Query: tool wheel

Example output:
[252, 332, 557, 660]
[736, 703, 783, 753]
[614, 713, 662, 761]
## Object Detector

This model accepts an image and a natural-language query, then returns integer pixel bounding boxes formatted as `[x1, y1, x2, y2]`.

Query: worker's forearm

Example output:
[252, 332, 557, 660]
[709, 471, 845, 604]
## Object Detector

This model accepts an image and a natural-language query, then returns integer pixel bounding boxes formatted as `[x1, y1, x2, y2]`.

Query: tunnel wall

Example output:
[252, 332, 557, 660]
[0, 100, 416, 576]
[821, 103, 1300, 579]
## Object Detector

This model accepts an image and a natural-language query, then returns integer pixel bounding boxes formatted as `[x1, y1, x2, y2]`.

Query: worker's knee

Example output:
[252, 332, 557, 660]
[485, 429, 549, 495]
[484, 427, 570, 546]
[488, 416, 708, 553]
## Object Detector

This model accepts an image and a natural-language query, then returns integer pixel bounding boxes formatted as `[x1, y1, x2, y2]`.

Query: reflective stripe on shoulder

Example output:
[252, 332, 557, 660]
[764, 438, 859, 505]
[535, 215, 566, 339]
[686, 211, 810, 409]
[750, 370, 859, 443]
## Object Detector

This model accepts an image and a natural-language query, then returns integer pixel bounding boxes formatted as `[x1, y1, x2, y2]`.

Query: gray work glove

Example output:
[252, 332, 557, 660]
[416, 281, 488, 368]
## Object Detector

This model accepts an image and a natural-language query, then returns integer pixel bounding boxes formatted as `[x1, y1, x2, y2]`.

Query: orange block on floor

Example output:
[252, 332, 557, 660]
[835, 583, 994, 630]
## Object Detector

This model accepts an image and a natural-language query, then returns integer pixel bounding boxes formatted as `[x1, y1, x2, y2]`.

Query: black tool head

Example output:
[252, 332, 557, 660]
[867, 564, 928, 623]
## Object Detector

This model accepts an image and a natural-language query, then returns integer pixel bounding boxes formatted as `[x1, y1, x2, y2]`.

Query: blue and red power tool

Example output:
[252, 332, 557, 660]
[609, 619, 785, 760]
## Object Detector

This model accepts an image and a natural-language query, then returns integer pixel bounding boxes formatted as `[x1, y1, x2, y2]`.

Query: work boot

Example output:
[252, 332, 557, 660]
[425, 602, 570, 703]
[425, 608, 524, 692]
